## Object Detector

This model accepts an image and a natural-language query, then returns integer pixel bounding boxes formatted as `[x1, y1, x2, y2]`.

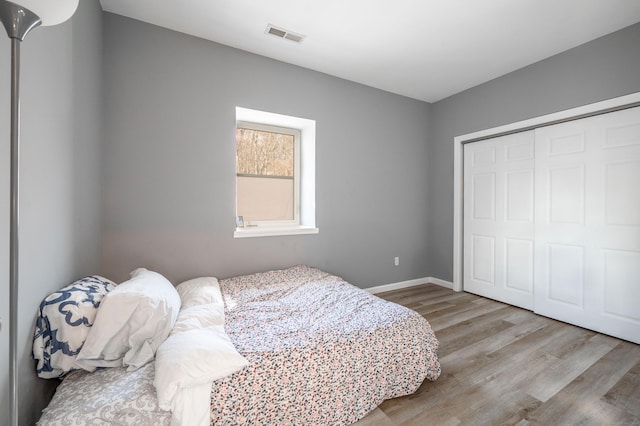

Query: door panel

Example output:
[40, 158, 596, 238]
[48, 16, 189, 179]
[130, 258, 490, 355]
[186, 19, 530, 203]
[548, 166, 584, 224]
[464, 131, 535, 310]
[504, 238, 533, 293]
[534, 106, 640, 343]
[472, 173, 496, 220]
[547, 243, 584, 307]
[604, 160, 640, 226]
[506, 170, 533, 222]
[472, 235, 495, 284]
[602, 249, 640, 321]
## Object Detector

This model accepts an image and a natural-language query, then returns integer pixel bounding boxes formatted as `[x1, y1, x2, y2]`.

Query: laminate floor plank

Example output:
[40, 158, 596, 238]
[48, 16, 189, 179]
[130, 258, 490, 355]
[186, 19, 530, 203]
[426, 299, 507, 331]
[356, 284, 640, 426]
[602, 356, 640, 417]
[525, 340, 640, 424]
[412, 301, 460, 316]
[354, 408, 394, 426]
[435, 316, 514, 358]
[445, 320, 570, 386]
[403, 291, 477, 309]
[453, 388, 541, 426]
[526, 333, 620, 402]
[376, 285, 451, 304]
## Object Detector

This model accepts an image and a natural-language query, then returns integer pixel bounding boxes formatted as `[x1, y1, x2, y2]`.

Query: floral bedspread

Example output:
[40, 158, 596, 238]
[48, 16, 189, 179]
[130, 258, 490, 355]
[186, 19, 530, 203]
[212, 265, 440, 425]
[37, 266, 440, 425]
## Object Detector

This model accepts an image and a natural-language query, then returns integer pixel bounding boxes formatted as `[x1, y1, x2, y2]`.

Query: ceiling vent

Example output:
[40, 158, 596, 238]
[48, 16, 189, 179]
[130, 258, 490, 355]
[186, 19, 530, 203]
[265, 24, 305, 44]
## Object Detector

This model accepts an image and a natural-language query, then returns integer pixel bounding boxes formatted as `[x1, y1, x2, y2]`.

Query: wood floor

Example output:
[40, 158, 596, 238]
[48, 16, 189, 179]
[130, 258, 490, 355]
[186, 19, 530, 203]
[355, 284, 640, 426]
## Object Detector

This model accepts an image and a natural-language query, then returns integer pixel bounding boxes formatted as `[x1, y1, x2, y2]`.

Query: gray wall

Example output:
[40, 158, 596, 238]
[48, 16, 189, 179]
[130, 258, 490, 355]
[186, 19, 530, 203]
[0, 1, 103, 424]
[427, 22, 640, 281]
[101, 13, 433, 288]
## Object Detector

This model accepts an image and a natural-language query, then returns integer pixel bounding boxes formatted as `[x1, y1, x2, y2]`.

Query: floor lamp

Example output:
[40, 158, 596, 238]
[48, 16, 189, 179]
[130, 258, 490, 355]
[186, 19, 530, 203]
[0, 1, 78, 425]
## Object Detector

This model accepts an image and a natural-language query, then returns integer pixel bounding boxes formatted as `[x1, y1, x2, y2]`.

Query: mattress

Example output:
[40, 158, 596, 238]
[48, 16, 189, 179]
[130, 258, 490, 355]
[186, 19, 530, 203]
[38, 265, 440, 425]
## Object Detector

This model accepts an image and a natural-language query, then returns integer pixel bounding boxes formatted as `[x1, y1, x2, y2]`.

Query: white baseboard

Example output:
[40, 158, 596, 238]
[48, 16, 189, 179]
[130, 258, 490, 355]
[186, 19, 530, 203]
[366, 276, 454, 294]
[427, 277, 454, 290]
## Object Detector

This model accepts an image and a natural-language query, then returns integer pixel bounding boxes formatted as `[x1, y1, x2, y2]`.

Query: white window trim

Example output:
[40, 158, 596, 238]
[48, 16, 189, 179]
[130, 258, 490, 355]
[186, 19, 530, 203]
[234, 225, 319, 238]
[234, 107, 318, 238]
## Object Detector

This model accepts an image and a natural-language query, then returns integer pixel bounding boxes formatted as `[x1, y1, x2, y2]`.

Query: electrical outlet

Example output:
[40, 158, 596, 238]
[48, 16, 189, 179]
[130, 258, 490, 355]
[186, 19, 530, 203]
[394, 256, 399, 266]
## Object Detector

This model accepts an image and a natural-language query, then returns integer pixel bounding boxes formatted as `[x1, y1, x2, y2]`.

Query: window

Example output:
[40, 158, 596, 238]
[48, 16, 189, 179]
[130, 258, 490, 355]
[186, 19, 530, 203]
[236, 122, 300, 224]
[234, 107, 317, 238]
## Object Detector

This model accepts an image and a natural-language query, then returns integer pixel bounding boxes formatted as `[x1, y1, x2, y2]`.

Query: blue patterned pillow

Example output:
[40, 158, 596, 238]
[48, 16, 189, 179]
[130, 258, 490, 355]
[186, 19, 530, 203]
[33, 275, 117, 379]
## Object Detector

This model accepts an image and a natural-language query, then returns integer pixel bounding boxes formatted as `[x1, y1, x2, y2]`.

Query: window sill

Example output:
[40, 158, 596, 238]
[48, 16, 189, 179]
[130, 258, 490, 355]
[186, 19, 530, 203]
[234, 226, 319, 239]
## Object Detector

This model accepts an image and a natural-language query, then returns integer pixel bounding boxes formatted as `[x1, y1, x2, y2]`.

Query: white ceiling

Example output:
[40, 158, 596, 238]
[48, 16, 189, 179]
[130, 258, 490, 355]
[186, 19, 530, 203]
[99, 0, 640, 103]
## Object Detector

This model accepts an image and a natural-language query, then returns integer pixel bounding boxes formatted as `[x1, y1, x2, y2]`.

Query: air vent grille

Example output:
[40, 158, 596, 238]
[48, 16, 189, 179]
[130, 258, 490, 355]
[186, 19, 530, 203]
[265, 24, 305, 44]
[284, 33, 304, 43]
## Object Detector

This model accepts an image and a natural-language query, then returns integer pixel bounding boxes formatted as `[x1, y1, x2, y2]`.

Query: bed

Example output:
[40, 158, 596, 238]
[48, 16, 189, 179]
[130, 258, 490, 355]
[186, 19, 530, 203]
[36, 265, 440, 425]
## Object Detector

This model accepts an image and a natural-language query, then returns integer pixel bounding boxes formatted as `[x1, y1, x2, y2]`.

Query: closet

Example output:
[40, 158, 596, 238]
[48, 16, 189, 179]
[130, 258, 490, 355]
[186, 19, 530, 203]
[463, 106, 640, 344]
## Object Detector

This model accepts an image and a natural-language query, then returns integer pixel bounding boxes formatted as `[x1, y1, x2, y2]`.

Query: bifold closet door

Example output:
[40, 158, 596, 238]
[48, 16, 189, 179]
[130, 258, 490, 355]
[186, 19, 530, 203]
[534, 106, 640, 344]
[463, 131, 535, 310]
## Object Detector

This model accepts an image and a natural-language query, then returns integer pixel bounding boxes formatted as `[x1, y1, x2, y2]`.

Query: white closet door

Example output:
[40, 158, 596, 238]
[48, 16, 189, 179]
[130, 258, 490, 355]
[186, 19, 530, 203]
[464, 131, 535, 310]
[534, 106, 640, 344]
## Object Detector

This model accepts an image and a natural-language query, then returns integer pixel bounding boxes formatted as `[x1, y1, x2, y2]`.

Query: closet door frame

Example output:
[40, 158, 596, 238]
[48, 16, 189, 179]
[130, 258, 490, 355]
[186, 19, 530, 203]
[453, 92, 640, 293]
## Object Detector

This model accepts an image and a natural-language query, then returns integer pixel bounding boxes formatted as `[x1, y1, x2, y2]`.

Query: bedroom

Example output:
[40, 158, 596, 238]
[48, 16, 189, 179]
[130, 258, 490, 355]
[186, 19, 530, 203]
[0, 0, 639, 424]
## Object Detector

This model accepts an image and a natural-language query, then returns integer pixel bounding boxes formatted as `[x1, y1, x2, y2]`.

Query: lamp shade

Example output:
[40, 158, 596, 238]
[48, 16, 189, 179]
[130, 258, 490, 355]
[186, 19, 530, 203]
[13, 0, 78, 26]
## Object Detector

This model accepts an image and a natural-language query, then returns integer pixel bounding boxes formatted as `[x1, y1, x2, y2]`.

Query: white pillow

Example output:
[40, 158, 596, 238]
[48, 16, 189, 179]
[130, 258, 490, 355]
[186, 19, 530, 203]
[171, 304, 225, 334]
[154, 325, 249, 411]
[176, 277, 223, 309]
[76, 268, 181, 371]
